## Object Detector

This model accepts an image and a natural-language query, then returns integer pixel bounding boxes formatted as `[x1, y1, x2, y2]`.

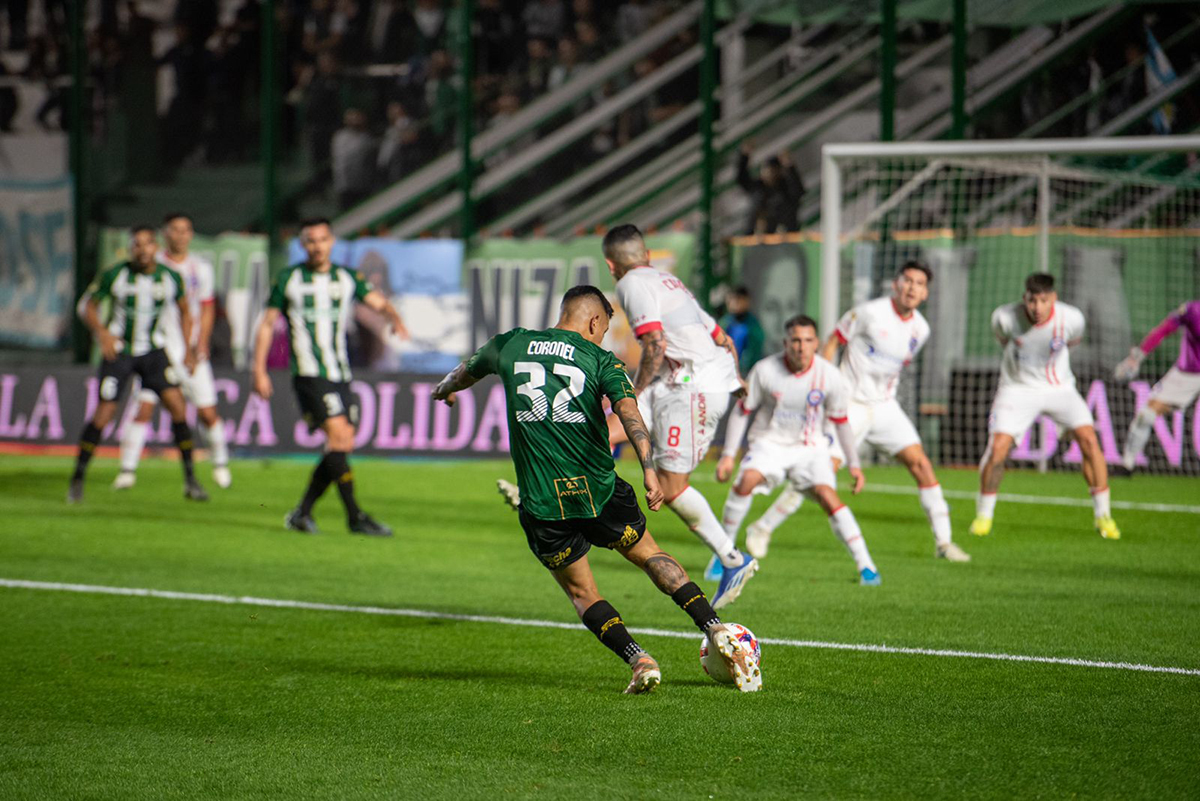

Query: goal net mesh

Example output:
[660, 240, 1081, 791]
[830, 150, 1200, 474]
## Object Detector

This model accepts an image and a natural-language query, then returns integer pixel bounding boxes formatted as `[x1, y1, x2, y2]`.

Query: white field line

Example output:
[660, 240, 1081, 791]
[865, 483, 1200, 514]
[3, 578, 1198, 678]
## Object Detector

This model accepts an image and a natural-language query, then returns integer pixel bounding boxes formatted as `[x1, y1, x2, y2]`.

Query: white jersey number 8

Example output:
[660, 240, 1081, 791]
[513, 361, 586, 424]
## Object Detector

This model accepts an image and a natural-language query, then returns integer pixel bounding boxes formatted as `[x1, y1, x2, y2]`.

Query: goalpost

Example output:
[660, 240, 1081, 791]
[819, 136, 1200, 474]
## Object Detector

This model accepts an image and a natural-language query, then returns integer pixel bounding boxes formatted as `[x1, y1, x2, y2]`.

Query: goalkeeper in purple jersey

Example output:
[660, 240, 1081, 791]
[433, 286, 762, 694]
[1113, 300, 1200, 472]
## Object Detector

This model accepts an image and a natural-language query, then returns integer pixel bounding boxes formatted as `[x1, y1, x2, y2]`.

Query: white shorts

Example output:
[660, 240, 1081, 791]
[988, 384, 1094, 439]
[138, 358, 217, 409]
[736, 439, 837, 494]
[1149, 366, 1200, 409]
[827, 399, 922, 462]
[637, 382, 730, 474]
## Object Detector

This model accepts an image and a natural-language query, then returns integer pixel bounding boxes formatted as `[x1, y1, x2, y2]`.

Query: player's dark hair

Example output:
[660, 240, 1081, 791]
[161, 211, 193, 225]
[784, 314, 818, 334]
[729, 285, 751, 299]
[1025, 272, 1055, 294]
[602, 224, 646, 266]
[298, 217, 333, 232]
[130, 223, 156, 237]
[898, 259, 932, 282]
[561, 285, 614, 319]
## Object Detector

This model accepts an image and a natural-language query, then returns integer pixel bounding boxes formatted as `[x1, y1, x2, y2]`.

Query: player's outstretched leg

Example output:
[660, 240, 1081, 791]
[287, 453, 334, 533]
[552, 555, 660, 694]
[895, 444, 970, 561]
[620, 533, 761, 692]
[972, 433, 1013, 536]
[745, 487, 803, 560]
[1075, 425, 1120, 540]
[811, 486, 879, 585]
[1120, 401, 1165, 473]
[662, 471, 756, 605]
[114, 395, 155, 490]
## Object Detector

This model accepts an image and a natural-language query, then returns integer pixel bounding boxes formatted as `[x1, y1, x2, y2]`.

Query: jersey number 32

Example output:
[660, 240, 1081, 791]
[513, 361, 586, 424]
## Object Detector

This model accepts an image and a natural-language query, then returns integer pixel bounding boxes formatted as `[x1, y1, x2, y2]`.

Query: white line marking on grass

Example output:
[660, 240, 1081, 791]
[866, 483, 1200, 514]
[3, 578, 1198, 677]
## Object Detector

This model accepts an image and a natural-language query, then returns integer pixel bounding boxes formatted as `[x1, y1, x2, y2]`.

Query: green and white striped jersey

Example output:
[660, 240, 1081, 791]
[268, 263, 374, 380]
[86, 261, 185, 357]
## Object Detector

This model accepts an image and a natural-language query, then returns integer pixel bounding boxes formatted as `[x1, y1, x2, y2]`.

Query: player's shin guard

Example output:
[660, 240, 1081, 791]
[581, 600, 645, 664]
[757, 487, 803, 534]
[829, 506, 876, 574]
[171, 422, 197, 480]
[1122, 406, 1157, 470]
[299, 454, 334, 515]
[119, 421, 148, 473]
[669, 487, 743, 569]
[203, 420, 229, 468]
[918, 484, 952, 545]
[73, 423, 102, 479]
[325, 451, 361, 519]
[721, 490, 753, 540]
[670, 582, 721, 633]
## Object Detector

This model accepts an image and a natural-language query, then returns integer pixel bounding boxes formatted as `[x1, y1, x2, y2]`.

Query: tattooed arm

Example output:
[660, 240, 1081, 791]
[612, 396, 663, 511]
[432, 361, 479, 407]
[634, 329, 667, 394]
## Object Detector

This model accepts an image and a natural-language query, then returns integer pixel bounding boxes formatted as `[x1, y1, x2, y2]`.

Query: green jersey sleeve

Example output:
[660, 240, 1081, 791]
[352, 268, 374, 301]
[600, 352, 637, 404]
[466, 329, 522, 378]
[268, 268, 290, 311]
[166, 266, 186, 298]
[88, 264, 123, 302]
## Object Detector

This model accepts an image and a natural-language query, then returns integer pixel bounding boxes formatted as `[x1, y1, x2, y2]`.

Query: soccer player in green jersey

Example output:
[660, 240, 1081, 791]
[252, 218, 408, 537]
[69, 225, 208, 503]
[433, 286, 763, 693]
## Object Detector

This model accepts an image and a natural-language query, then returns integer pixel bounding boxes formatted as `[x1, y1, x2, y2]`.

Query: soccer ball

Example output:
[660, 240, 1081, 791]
[699, 623, 761, 683]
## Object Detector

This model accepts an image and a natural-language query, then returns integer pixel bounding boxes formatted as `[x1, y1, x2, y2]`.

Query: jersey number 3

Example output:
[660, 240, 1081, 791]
[513, 361, 586, 424]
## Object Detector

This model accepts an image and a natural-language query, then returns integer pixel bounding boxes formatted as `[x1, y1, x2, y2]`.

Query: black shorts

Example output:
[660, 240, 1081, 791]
[293, 376, 360, 432]
[519, 476, 647, 571]
[97, 348, 178, 403]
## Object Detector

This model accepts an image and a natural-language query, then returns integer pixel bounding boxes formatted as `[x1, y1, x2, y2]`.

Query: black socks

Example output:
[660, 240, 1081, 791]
[299, 452, 360, 519]
[172, 421, 196, 481]
[671, 582, 721, 633]
[72, 423, 102, 480]
[582, 600, 645, 664]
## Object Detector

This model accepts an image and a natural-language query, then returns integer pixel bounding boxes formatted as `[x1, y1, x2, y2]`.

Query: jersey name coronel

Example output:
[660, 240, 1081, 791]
[745, 353, 848, 448]
[87, 262, 185, 357]
[526, 340, 576, 360]
[992, 301, 1085, 389]
[836, 296, 930, 404]
[615, 266, 739, 392]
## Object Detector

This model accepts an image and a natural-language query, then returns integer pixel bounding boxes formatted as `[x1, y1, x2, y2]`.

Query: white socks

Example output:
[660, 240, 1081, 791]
[204, 420, 229, 468]
[670, 486, 744, 568]
[1092, 487, 1111, 518]
[120, 421, 148, 472]
[1122, 406, 1157, 470]
[756, 487, 803, 534]
[721, 490, 753, 540]
[918, 484, 953, 545]
[976, 491, 998, 520]
[829, 506, 876, 573]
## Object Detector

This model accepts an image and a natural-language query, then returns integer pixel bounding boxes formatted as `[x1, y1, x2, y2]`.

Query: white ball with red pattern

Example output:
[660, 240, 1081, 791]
[699, 623, 761, 683]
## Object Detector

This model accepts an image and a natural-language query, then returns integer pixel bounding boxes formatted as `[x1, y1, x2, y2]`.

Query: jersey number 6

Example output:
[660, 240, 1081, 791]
[513, 361, 586, 424]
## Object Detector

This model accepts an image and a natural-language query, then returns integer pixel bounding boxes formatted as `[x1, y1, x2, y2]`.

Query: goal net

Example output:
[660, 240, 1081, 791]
[819, 137, 1200, 475]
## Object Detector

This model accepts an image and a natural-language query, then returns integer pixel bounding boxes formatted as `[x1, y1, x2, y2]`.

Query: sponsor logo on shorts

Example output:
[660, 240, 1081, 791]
[617, 525, 640, 548]
[807, 389, 825, 407]
[697, 392, 708, 429]
[544, 547, 573, 568]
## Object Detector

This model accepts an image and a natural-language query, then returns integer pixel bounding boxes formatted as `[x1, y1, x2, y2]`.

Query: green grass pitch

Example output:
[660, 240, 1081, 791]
[2, 453, 1198, 799]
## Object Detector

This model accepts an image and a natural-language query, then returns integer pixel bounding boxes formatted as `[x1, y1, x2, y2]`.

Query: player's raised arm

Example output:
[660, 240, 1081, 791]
[611, 396, 663, 511]
[1115, 308, 1184, 381]
[251, 307, 281, 399]
[434, 331, 511, 406]
[432, 361, 479, 407]
[363, 289, 410, 340]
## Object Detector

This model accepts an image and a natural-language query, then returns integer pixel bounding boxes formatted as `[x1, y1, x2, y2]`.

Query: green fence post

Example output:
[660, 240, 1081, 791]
[952, 0, 967, 138]
[699, 0, 716, 307]
[458, 0, 476, 242]
[69, 0, 89, 360]
[881, 0, 896, 141]
[261, 0, 279, 269]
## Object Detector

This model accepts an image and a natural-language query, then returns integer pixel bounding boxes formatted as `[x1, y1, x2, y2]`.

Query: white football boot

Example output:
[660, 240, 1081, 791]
[708, 626, 762, 692]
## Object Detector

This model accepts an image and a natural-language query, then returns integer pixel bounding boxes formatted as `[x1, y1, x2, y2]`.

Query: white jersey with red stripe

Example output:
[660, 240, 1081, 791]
[615, 266, 739, 393]
[992, 301, 1085, 390]
[742, 352, 848, 449]
[157, 251, 216, 359]
[834, 296, 930, 404]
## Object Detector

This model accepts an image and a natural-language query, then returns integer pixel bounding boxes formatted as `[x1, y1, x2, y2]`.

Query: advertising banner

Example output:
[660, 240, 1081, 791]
[0, 366, 509, 458]
[0, 177, 74, 348]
